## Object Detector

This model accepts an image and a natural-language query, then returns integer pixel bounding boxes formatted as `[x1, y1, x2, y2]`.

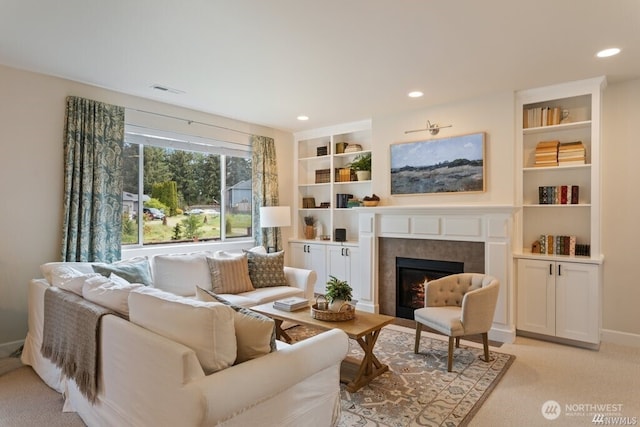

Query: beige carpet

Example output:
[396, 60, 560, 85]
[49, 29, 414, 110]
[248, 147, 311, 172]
[286, 324, 515, 426]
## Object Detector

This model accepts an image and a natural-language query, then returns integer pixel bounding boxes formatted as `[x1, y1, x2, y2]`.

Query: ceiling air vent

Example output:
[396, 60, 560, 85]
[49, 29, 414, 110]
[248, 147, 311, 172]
[150, 84, 185, 94]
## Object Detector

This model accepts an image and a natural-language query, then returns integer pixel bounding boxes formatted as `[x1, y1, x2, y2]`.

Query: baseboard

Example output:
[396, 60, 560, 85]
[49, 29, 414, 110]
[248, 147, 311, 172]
[600, 328, 640, 348]
[0, 339, 24, 358]
[489, 326, 516, 344]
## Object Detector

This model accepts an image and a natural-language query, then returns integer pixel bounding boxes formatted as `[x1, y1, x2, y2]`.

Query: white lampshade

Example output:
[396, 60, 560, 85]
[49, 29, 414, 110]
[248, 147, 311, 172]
[259, 206, 291, 228]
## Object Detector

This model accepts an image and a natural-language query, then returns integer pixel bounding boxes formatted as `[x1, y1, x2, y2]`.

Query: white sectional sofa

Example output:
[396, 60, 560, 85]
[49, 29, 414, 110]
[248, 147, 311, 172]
[21, 249, 349, 427]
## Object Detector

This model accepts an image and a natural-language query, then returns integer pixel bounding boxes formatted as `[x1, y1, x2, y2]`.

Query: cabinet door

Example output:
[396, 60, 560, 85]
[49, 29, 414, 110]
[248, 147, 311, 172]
[517, 259, 555, 335]
[289, 242, 327, 294]
[326, 246, 349, 283]
[326, 245, 361, 301]
[307, 244, 327, 294]
[555, 262, 599, 343]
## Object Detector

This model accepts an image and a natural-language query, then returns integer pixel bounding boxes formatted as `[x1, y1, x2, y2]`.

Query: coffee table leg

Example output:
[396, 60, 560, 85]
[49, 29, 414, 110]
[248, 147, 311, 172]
[273, 319, 292, 343]
[343, 328, 388, 392]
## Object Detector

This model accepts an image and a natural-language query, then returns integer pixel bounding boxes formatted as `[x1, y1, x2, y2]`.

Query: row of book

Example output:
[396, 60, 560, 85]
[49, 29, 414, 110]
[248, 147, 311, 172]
[524, 106, 563, 128]
[534, 140, 586, 167]
[539, 185, 579, 204]
[535, 235, 590, 256]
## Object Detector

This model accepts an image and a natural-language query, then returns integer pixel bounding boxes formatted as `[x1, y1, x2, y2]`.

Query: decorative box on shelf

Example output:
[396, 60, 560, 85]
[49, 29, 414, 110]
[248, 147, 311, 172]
[335, 168, 353, 182]
[315, 169, 330, 184]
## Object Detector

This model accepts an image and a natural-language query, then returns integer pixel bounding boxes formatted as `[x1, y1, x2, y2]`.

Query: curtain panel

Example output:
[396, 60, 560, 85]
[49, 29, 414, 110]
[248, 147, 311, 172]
[251, 135, 282, 251]
[61, 96, 125, 262]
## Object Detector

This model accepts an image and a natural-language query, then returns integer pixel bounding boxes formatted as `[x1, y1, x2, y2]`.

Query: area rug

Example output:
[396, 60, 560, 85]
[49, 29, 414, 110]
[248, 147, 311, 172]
[285, 325, 515, 427]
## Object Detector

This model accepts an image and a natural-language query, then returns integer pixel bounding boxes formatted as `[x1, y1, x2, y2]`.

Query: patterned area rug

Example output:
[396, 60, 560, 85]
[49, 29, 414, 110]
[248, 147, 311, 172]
[285, 325, 514, 427]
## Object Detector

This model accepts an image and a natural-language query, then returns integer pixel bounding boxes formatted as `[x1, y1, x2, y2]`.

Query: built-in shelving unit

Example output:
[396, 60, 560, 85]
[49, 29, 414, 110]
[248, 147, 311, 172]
[293, 119, 372, 243]
[290, 120, 372, 298]
[514, 77, 606, 347]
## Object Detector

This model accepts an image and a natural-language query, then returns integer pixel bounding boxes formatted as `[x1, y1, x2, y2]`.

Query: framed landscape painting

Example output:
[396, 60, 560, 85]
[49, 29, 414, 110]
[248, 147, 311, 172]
[390, 132, 485, 195]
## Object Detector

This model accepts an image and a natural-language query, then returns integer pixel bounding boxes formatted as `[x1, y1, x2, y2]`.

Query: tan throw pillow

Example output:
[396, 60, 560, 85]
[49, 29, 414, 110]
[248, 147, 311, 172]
[244, 250, 288, 288]
[196, 287, 277, 364]
[206, 251, 254, 294]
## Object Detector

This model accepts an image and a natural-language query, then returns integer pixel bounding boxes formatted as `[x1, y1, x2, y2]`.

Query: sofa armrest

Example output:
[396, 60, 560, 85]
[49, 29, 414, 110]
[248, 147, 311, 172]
[283, 266, 316, 301]
[187, 328, 348, 425]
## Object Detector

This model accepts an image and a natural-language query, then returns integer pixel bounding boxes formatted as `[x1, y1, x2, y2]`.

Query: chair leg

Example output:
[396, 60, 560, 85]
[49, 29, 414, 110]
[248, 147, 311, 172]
[414, 323, 422, 353]
[455, 337, 460, 348]
[447, 337, 454, 372]
[482, 332, 490, 362]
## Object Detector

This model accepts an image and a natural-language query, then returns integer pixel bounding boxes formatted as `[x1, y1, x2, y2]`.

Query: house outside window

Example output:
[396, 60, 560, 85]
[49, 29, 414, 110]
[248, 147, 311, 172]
[121, 125, 252, 247]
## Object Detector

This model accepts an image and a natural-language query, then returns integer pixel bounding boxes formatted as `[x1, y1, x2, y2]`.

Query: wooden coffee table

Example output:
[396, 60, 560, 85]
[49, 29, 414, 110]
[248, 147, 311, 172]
[252, 302, 394, 392]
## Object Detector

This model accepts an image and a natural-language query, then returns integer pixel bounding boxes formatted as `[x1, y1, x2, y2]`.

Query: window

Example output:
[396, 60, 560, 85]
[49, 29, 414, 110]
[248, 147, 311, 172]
[121, 126, 252, 246]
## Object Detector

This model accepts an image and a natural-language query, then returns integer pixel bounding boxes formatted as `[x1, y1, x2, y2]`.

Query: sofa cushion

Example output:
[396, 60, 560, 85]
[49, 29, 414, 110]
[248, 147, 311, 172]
[48, 265, 102, 296]
[41, 262, 95, 284]
[129, 287, 237, 374]
[196, 287, 276, 363]
[245, 250, 288, 288]
[92, 257, 153, 286]
[82, 274, 143, 317]
[152, 252, 212, 296]
[206, 251, 254, 294]
[236, 286, 305, 305]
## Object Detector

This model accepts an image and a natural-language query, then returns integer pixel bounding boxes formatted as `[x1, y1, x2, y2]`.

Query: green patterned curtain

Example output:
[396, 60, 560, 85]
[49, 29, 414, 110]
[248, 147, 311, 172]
[251, 135, 281, 251]
[61, 96, 125, 262]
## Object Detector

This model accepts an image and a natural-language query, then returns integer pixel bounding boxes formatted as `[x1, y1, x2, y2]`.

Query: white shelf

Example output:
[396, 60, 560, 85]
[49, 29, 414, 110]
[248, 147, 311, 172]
[523, 120, 591, 135]
[523, 164, 590, 172]
[523, 204, 591, 208]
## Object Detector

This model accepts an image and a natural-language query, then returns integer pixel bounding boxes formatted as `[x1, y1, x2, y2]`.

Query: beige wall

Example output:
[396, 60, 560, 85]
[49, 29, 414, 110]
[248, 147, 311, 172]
[601, 78, 640, 340]
[1, 63, 637, 350]
[371, 91, 515, 206]
[0, 64, 293, 351]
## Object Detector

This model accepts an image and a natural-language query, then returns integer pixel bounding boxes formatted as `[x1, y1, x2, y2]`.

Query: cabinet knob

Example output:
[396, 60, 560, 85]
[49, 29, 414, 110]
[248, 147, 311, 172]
[549, 264, 553, 276]
[558, 264, 562, 276]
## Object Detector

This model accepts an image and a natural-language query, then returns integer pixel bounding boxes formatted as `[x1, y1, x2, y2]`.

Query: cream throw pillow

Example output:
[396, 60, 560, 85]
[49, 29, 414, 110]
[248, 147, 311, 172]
[195, 287, 276, 363]
[82, 274, 143, 317]
[206, 251, 254, 294]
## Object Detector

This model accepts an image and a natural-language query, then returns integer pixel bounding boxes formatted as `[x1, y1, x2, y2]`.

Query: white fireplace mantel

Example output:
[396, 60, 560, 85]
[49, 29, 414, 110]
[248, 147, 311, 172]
[356, 204, 516, 343]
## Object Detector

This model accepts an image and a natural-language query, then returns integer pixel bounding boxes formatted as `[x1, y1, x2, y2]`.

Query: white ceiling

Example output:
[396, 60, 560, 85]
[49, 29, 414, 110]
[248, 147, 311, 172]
[1, 0, 639, 132]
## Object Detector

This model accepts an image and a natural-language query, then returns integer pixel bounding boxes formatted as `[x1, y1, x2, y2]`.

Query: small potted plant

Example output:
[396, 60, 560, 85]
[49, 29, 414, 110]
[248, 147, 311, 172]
[349, 152, 371, 181]
[303, 215, 316, 239]
[325, 275, 353, 312]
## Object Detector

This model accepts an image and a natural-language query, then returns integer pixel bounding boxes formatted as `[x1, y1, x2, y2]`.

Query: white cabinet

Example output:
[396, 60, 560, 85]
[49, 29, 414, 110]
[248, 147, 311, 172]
[294, 120, 372, 243]
[326, 244, 361, 303]
[517, 258, 600, 346]
[289, 242, 327, 294]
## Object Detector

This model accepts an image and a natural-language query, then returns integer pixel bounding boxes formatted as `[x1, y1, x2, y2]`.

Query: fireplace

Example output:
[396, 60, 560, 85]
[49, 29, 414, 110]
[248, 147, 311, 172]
[395, 257, 464, 319]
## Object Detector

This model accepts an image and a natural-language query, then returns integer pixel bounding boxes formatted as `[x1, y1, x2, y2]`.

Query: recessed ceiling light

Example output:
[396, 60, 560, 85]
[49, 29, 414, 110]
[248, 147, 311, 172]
[596, 48, 621, 58]
[408, 91, 424, 98]
[297, 115, 309, 121]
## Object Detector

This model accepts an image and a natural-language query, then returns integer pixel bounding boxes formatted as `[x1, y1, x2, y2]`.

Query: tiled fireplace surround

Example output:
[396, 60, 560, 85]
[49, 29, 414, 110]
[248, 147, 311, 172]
[356, 205, 515, 343]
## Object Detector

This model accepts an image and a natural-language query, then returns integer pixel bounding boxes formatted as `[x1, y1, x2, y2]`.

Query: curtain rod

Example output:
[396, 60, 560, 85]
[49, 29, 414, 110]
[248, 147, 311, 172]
[125, 107, 256, 138]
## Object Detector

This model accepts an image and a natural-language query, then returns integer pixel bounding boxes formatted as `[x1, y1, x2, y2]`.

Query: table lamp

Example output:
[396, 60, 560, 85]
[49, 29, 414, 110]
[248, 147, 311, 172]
[259, 206, 291, 252]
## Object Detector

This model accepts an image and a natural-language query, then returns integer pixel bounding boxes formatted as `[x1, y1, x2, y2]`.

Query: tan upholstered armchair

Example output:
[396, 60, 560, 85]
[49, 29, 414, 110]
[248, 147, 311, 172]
[413, 273, 499, 372]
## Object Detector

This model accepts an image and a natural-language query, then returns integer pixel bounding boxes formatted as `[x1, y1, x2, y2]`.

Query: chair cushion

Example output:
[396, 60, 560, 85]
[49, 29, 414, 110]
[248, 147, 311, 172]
[414, 306, 464, 337]
[195, 287, 276, 364]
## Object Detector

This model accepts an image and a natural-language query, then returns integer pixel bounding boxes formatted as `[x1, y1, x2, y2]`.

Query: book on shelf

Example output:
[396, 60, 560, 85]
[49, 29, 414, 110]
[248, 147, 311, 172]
[534, 140, 559, 166]
[537, 185, 579, 204]
[524, 107, 562, 128]
[538, 234, 578, 255]
[273, 296, 309, 312]
[558, 141, 586, 165]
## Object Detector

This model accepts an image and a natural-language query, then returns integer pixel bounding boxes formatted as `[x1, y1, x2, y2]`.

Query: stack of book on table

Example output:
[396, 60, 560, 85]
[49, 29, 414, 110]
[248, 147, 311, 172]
[273, 297, 309, 312]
